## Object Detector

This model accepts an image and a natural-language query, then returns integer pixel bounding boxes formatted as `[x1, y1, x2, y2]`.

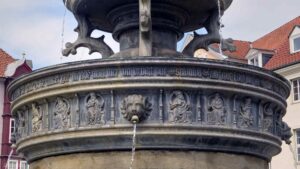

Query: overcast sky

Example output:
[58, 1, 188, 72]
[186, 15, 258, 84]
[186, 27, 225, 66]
[0, 0, 299, 69]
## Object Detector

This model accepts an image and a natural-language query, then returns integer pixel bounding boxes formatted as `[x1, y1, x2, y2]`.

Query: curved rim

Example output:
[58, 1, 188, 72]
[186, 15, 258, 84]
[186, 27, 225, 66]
[17, 125, 281, 162]
[8, 57, 291, 100]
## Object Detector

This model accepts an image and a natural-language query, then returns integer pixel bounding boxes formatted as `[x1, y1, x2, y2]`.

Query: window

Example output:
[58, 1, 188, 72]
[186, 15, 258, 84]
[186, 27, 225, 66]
[292, 78, 300, 101]
[293, 37, 300, 52]
[248, 53, 273, 67]
[9, 119, 15, 143]
[297, 130, 300, 161]
[289, 26, 300, 53]
[8, 160, 18, 169]
[262, 53, 272, 67]
[249, 56, 259, 66]
[20, 161, 29, 169]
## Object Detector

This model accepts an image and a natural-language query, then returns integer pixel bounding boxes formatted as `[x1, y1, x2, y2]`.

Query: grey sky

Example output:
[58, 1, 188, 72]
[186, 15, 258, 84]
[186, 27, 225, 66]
[0, 0, 299, 69]
[222, 0, 300, 41]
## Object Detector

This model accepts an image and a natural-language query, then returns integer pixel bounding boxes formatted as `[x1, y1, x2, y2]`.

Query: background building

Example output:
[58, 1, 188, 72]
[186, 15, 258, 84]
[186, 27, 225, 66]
[0, 49, 32, 169]
[185, 16, 300, 169]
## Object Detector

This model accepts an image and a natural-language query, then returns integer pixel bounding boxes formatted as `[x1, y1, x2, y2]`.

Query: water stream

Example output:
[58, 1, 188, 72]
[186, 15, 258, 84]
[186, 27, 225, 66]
[60, 0, 68, 61]
[217, 0, 223, 56]
[288, 144, 298, 169]
[5, 149, 14, 169]
[130, 124, 137, 169]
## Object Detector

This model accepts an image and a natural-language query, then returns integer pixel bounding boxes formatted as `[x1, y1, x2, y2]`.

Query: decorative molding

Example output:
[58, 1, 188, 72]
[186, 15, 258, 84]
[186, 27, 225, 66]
[62, 14, 114, 58]
[258, 100, 263, 129]
[232, 95, 238, 125]
[74, 94, 80, 128]
[10, 65, 289, 101]
[12, 89, 291, 144]
[197, 92, 202, 122]
[159, 89, 163, 122]
[110, 90, 115, 124]
[41, 99, 49, 131]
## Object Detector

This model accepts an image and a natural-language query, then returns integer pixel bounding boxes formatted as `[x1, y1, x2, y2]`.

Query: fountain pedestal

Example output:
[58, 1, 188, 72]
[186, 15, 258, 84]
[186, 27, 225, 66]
[9, 58, 291, 169]
[30, 151, 268, 169]
[8, 1, 291, 169]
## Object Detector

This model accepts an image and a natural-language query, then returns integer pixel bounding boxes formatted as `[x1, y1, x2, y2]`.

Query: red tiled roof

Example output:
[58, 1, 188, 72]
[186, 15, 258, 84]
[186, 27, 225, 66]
[224, 40, 251, 61]
[211, 40, 251, 62]
[253, 16, 300, 69]
[0, 49, 15, 77]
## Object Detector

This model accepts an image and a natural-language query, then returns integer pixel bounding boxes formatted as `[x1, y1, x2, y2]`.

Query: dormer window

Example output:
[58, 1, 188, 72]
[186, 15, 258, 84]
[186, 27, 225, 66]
[289, 26, 300, 53]
[249, 56, 259, 66]
[293, 36, 300, 53]
[247, 52, 273, 67]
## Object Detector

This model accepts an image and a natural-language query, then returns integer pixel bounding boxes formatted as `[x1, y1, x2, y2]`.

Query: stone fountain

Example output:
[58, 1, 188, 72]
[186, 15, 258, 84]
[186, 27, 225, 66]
[8, 0, 292, 169]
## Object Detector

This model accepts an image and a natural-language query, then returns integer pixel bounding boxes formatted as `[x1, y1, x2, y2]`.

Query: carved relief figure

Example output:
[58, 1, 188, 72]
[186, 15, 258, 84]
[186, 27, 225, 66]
[16, 110, 26, 139]
[121, 95, 152, 123]
[53, 97, 70, 129]
[207, 93, 226, 125]
[238, 98, 254, 128]
[169, 91, 192, 123]
[32, 103, 43, 133]
[263, 103, 273, 132]
[85, 92, 105, 125]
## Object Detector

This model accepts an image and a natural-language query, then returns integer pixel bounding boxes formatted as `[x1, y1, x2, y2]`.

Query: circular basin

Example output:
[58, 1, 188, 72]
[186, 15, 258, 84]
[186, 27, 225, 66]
[8, 57, 290, 162]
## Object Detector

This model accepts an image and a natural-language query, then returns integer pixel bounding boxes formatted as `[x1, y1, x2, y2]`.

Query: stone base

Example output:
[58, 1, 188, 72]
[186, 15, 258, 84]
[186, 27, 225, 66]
[30, 151, 268, 169]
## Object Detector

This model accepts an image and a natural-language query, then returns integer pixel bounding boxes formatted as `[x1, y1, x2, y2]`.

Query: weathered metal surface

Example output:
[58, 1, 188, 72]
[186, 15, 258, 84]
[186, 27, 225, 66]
[139, 0, 152, 56]
[8, 58, 290, 162]
[64, 0, 233, 32]
[62, 0, 234, 57]
[8, 0, 292, 167]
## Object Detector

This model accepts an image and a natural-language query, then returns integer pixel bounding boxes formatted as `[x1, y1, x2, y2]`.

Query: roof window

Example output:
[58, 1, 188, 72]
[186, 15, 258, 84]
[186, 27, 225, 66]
[290, 26, 300, 54]
[293, 36, 300, 53]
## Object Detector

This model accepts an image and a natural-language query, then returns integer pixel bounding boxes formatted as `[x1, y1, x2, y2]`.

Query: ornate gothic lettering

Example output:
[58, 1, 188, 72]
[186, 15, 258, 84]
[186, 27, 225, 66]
[10, 66, 289, 101]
